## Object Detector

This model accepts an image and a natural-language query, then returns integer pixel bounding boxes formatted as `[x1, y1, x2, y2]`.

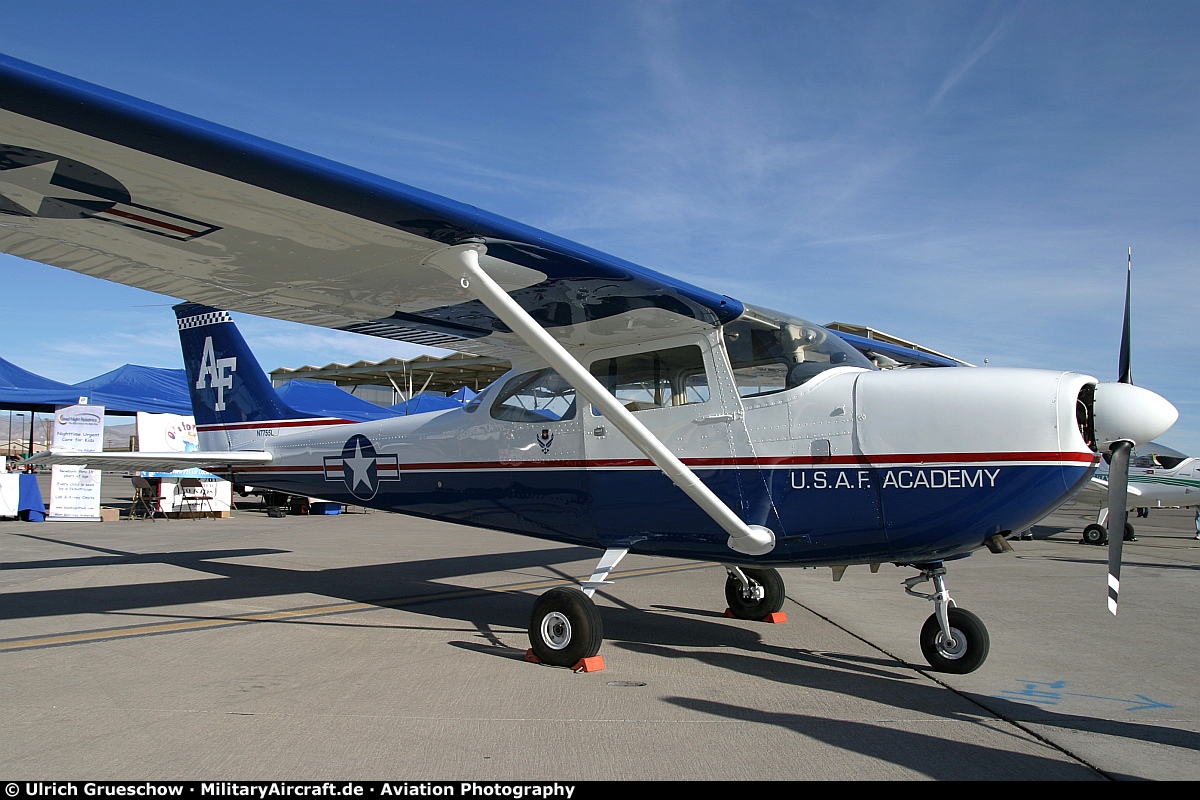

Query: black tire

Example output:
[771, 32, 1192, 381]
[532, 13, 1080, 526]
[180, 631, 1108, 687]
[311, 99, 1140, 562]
[724, 567, 786, 619]
[1124, 522, 1137, 541]
[527, 587, 603, 667]
[920, 607, 990, 674]
[1082, 523, 1108, 546]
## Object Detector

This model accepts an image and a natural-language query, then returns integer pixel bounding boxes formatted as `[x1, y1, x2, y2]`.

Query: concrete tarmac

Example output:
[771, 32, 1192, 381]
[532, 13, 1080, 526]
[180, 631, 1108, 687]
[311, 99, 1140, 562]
[1, 475, 1197, 781]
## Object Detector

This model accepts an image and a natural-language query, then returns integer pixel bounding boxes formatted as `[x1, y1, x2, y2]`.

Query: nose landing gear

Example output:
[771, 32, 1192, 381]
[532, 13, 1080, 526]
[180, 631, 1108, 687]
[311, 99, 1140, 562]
[723, 566, 786, 620]
[904, 564, 990, 674]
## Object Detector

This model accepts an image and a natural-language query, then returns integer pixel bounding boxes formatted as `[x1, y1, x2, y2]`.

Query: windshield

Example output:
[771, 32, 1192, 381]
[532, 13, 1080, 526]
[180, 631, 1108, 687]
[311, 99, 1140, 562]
[722, 305, 875, 397]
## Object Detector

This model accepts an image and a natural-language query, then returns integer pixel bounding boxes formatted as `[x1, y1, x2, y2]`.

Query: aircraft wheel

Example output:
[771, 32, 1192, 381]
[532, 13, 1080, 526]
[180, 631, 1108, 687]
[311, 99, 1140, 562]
[528, 587, 603, 667]
[920, 607, 990, 674]
[1124, 522, 1137, 542]
[725, 567, 786, 619]
[1082, 523, 1108, 546]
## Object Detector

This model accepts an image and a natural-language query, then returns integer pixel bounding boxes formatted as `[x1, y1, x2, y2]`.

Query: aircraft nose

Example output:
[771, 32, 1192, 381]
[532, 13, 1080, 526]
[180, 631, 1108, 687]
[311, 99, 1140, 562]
[1092, 382, 1178, 448]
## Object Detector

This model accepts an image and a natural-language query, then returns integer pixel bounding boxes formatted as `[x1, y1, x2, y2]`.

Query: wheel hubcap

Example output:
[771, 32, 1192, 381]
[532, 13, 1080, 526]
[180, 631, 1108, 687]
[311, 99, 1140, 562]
[540, 611, 572, 650]
[937, 627, 967, 659]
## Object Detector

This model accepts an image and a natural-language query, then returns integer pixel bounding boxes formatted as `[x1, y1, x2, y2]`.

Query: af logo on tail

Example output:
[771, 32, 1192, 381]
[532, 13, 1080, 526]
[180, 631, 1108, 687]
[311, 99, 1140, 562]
[195, 335, 237, 411]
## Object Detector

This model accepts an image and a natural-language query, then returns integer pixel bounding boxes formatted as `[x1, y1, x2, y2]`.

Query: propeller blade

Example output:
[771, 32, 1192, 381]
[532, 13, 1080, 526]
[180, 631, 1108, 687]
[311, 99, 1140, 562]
[1118, 248, 1133, 385]
[1106, 440, 1132, 615]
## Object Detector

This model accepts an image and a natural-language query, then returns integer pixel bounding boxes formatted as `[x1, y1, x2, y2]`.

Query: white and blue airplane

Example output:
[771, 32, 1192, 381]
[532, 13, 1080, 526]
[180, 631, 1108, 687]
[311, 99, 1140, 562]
[1073, 441, 1200, 544]
[0, 54, 1179, 674]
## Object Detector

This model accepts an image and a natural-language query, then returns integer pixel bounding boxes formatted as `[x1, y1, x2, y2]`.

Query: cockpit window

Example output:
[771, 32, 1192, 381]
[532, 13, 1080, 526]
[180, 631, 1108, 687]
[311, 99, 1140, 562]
[722, 305, 875, 397]
[490, 369, 577, 423]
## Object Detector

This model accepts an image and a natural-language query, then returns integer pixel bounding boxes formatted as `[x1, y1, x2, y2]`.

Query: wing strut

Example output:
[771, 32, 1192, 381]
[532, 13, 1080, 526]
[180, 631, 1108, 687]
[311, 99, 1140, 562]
[427, 244, 775, 556]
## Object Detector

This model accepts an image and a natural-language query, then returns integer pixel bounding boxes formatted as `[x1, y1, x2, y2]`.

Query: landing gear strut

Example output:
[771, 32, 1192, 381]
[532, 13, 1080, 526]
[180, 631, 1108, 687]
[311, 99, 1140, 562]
[527, 547, 628, 668]
[904, 564, 989, 674]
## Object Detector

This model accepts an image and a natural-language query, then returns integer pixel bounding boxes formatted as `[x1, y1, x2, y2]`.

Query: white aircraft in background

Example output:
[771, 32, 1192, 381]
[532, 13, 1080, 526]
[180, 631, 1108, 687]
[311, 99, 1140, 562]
[0, 53, 1179, 675]
[1072, 441, 1200, 544]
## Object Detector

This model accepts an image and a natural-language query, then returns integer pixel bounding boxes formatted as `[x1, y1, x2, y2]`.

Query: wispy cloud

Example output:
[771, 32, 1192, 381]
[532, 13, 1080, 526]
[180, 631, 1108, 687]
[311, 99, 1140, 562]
[926, 9, 1020, 111]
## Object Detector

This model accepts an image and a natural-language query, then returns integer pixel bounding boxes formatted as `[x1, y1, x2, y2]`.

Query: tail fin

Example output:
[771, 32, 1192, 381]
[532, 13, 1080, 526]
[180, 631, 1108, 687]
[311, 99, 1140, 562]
[174, 303, 318, 450]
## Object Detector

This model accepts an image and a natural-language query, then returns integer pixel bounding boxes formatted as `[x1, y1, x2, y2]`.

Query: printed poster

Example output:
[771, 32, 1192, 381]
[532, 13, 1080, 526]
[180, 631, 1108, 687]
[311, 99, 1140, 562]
[48, 402, 104, 522]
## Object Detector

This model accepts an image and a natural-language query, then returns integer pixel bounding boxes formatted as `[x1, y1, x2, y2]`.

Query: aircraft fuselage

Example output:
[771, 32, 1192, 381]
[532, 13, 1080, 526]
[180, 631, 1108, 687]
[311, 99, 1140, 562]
[205, 328, 1098, 567]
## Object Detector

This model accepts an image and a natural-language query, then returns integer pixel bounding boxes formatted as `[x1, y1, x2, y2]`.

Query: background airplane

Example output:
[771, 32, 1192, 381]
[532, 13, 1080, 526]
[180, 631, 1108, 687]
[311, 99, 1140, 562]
[0, 53, 1179, 676]
[1073, 441, 1200, 544]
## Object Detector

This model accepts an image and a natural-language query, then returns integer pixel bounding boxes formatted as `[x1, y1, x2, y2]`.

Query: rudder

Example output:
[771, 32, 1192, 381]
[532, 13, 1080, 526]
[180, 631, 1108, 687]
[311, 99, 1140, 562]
[175, 302, 319, 450]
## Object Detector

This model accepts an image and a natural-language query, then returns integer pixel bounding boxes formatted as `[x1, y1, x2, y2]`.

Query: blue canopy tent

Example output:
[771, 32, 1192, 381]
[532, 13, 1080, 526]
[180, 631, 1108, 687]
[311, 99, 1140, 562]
[449, 386, 478, 404]
[0, 355, 87, 410]
[388, 392, 467, 416]
[274, 379, 399, 422]
[73, 364, 192, 415]
[0, 357, 148, 485]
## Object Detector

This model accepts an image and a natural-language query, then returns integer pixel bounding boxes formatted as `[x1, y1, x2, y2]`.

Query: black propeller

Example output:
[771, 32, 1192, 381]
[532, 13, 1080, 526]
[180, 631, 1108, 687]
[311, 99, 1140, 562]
[1089, 251, 1178, 614]
[1107, 248, 1135, 615]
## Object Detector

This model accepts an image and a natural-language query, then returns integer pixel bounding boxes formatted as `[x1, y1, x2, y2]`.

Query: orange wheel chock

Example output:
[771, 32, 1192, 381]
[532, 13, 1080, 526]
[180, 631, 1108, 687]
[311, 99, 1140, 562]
[572, 656, 605, 672]
[523, 650, 606, 672]
[723, 609, 787, 623]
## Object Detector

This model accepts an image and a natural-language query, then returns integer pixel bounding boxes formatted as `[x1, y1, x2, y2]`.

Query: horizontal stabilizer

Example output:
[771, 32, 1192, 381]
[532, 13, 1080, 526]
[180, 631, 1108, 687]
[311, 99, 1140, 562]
[25, 449, 271, 472]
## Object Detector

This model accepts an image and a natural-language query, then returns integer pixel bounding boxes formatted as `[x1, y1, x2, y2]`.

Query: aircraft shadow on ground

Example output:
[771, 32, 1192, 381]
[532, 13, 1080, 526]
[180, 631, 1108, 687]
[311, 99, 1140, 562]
[635, 631, 1197, 777]
[1036, 554, 1200, 572]
[6, 530, 1196, 776]
[0, 534, 594, 629]
[611, 628, 1199, 777]
[661, 696, 1114, 780]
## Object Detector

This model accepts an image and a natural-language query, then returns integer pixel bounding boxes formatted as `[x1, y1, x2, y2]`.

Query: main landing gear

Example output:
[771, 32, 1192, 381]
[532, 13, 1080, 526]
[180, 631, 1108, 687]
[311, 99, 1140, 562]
[527, 586, 604, 667]
[527, 547, 627, 668]
[904, 563, 989, 674]
[1081, 508, 1137, 545]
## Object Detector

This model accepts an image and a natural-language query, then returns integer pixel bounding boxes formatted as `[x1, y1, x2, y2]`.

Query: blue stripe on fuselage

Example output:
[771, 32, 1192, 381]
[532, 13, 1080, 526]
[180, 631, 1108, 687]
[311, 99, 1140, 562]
[236, 463, 1093, 565]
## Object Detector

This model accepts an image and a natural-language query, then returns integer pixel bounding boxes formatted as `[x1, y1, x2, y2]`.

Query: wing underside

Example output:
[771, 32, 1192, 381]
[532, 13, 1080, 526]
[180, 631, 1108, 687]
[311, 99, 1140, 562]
[0, 54, 743, 356]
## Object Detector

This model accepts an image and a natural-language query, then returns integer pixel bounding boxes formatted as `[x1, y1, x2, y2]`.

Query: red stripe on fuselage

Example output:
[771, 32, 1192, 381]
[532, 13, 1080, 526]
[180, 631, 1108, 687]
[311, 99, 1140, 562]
[227, 450, 1097, 475]
[198, 418, 355, 432]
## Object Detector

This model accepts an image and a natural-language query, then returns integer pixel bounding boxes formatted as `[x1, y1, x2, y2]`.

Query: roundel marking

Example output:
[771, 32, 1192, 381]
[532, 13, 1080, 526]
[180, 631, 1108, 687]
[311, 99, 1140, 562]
[0, 145, 130, 218]
[322, 434, 400, 502]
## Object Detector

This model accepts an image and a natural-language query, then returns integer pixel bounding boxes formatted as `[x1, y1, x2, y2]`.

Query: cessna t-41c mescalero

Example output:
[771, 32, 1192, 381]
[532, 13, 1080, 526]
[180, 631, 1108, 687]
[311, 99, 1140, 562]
[0, 54, 1178, 674]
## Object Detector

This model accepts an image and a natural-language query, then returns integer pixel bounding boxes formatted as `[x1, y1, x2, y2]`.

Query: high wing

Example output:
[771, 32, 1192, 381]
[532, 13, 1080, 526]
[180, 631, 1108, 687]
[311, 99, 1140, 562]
[26, 449, 271, 473]
[0, 54, 742, 357]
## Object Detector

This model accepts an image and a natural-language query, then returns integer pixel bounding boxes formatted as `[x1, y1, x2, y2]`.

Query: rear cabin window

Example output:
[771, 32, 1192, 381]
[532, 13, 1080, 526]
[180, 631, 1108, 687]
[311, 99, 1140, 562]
[490, 369, 577, 423]
[588, 345, 709, 414]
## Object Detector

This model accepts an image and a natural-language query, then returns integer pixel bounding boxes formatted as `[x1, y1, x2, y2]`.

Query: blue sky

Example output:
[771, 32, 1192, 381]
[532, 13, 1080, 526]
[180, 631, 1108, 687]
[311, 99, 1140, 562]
[1, 1, 1197, 453]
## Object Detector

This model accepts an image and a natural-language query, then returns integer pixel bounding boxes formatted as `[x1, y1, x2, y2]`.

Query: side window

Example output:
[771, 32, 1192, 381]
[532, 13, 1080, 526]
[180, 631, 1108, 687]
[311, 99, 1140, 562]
[589, 345, 709, 414]
[490, 369, 576, 423]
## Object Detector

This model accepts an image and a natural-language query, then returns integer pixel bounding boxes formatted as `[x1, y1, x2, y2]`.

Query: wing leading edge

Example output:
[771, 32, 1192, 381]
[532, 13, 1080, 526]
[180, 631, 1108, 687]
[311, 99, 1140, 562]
[0, 54, 743, 356]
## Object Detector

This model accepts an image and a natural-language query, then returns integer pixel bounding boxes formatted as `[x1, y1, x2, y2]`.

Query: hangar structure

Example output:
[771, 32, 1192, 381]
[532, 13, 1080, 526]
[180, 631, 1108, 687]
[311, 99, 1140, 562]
[269, 352, 511, 407]
[824, 322, 975, 368]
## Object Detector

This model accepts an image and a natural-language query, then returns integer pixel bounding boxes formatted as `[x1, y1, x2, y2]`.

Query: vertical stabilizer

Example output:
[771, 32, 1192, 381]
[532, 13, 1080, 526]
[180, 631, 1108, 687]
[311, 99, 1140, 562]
[174, 303, 328, 450]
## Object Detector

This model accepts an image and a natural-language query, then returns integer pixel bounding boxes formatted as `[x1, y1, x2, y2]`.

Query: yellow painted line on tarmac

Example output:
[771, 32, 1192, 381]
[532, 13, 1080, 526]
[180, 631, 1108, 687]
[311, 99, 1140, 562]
[0, 561, 715, 652]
